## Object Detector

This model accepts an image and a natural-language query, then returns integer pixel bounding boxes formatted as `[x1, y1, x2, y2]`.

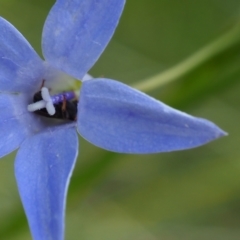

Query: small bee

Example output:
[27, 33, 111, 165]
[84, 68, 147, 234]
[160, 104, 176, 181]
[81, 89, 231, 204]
[28, 83, 78, 121]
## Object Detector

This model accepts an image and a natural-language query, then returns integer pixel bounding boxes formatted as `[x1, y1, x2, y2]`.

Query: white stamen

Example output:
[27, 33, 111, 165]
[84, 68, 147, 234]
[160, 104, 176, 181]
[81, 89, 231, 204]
[46, 101, 56, 115]
[41, 87, 51, 101]
[27, 87, 56, 115]
[27, 100, 46, 112]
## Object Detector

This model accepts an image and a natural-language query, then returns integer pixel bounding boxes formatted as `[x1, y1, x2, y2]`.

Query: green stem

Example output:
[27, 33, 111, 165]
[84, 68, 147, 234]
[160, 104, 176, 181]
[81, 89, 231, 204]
[132, 23, 240, 92]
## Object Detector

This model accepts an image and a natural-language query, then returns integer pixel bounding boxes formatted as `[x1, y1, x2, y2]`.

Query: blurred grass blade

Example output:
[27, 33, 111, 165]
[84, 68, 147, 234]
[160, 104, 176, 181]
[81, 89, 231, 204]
[132, 22, 240, 92]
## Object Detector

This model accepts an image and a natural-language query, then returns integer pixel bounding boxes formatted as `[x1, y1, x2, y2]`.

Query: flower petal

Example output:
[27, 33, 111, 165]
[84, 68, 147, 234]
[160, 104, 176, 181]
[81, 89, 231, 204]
[0, 17, 44, 93]
[15, 127, 78, 240]
[77, 79, 226, 153]
[42, 0, 125, 79]
[0, 93, 40, 158]
[82, 73, 93, 81]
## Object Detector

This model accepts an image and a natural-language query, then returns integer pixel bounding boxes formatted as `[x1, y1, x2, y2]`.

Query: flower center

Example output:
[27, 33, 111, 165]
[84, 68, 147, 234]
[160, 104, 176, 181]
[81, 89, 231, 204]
[27, 87, 78, 121]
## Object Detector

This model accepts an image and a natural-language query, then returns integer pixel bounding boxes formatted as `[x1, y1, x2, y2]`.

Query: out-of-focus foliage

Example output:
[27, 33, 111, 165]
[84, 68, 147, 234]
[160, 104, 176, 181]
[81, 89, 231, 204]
[0, 0, 240, 239]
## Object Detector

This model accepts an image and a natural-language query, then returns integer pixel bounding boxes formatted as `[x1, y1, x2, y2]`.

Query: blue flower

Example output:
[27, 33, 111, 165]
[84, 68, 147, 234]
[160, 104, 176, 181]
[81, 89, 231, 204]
[0, 0, 226, 239]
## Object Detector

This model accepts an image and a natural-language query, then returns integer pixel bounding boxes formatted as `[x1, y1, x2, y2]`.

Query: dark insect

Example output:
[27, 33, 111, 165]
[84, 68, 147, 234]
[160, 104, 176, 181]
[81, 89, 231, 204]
[33, 90, 78, 121]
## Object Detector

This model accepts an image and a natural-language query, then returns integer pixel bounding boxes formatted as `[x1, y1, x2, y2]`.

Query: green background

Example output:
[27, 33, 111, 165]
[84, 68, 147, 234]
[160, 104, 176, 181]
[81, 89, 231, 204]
[0, 0, 240, 239]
